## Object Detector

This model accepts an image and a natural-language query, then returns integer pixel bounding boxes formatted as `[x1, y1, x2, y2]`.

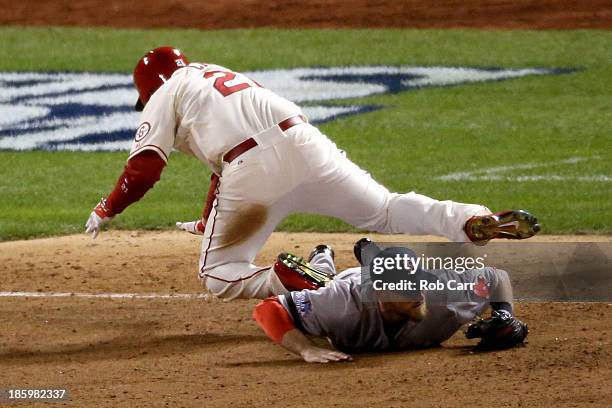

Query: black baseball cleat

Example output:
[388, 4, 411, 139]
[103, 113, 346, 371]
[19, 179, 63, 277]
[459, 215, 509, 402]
[464, 209, 541, 243]
[353, 238, 382, 266]
[308, 244, 335, 263]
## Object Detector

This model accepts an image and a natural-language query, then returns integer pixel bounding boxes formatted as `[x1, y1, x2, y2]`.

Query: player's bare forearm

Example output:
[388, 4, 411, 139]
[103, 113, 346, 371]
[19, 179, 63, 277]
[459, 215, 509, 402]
[281, 329, 352, 363]
[253, 298, 352, 363]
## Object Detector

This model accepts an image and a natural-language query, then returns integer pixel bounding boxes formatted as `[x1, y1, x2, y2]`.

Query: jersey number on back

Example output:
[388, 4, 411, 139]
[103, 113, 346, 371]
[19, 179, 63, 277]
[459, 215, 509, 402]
[204, 70, 260, 97]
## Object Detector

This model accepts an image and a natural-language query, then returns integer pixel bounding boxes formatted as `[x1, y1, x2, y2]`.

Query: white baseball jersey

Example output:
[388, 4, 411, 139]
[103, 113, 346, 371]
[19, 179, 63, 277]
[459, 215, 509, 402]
[129, 63, 302, 175]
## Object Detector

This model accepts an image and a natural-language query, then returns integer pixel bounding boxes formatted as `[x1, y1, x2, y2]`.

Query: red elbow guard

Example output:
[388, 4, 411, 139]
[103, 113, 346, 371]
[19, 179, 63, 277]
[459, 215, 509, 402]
[253, 297, 296, 343]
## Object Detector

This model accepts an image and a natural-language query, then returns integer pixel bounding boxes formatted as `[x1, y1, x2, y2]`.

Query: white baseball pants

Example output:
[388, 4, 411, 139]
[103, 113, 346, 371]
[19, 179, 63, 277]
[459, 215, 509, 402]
[198, 123, 489, 299]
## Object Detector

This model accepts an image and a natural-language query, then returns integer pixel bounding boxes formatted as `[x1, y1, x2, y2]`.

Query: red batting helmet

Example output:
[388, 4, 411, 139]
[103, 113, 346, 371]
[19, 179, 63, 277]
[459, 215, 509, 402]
[133, 46, 189, 111]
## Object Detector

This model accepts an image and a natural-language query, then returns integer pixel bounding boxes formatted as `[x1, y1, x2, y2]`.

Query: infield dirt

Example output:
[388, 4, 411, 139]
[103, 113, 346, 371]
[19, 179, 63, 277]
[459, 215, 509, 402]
[1, 232, 612, 407]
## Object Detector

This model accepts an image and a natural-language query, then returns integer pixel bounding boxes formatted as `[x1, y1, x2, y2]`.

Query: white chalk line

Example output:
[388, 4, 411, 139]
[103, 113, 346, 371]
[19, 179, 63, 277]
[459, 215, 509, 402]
[437, 156, 610, 182]
[0, 291, 210, 300]
[1, 292, 609, 305]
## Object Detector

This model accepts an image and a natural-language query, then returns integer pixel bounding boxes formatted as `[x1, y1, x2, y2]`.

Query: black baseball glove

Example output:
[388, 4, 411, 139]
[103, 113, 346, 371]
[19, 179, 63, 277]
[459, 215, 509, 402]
[465, 310, 528, 350]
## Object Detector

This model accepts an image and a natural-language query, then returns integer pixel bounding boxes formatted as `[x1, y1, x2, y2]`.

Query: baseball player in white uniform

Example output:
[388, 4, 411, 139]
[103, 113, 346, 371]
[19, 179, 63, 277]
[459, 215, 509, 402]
[85, 46, 540, 300]
[253, 241, 528, 363]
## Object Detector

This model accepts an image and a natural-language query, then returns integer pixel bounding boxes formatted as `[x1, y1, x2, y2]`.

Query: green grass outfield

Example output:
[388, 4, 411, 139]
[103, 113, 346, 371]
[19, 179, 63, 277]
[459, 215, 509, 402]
[0, 27, 610, 240]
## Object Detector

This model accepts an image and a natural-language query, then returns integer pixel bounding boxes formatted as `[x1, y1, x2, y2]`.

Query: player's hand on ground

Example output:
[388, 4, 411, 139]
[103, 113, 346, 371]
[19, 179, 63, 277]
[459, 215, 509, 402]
[300, 346, 353, 363]
[175, 220, 205, 235]
[85, 198, 114, 239]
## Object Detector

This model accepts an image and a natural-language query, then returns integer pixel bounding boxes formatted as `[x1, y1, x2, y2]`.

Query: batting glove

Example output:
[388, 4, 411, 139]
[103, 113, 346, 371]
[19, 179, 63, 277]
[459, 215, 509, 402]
[175, 220, 205, 235]
[85, 198, 114, 239]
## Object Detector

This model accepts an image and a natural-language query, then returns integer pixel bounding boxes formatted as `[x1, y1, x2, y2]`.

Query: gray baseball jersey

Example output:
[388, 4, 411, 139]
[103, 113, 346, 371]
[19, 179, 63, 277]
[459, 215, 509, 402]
[278, 266, 501, 352]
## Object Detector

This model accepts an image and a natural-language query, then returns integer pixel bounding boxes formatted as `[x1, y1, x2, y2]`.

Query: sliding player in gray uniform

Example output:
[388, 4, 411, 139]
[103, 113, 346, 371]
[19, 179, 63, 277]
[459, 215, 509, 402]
[253, 241, 528, 363]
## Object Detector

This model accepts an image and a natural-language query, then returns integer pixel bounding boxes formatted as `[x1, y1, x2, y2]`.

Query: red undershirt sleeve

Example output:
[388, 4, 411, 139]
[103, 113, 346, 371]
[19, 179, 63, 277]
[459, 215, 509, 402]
[104, 150, 166, 217]
[253, 297, 296, 343]
[202, 173, 220, 222]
